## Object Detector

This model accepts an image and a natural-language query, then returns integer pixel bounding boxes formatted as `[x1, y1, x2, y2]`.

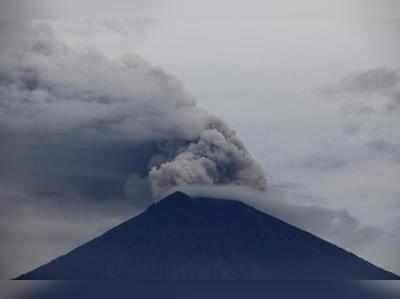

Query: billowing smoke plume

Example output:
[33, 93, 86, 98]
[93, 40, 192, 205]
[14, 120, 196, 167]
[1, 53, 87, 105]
[149, 118, 266, 196]
[0, 23, 266, 202]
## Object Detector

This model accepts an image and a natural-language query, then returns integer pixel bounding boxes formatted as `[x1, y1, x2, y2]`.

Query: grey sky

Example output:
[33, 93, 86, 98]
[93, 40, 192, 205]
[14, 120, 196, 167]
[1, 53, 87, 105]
[0, 0, 399, 278]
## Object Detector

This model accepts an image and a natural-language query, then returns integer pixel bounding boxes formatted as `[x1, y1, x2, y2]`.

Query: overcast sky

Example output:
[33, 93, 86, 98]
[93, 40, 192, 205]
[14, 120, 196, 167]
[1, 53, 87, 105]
[0, 0, 399, 278]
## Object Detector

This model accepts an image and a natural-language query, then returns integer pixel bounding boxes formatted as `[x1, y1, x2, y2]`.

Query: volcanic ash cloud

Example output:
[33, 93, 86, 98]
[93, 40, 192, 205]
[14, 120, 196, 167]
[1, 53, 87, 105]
[0, 23, 266, 201]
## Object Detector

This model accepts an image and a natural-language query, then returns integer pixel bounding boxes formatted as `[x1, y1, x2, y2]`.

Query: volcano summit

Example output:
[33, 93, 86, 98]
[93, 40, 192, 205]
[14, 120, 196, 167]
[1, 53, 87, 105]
[17, 192, 398, 280]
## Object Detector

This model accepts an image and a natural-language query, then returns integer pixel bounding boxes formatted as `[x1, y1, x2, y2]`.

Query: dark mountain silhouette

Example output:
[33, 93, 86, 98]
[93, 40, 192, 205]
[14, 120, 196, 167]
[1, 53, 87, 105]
[17, 192, 398, 280]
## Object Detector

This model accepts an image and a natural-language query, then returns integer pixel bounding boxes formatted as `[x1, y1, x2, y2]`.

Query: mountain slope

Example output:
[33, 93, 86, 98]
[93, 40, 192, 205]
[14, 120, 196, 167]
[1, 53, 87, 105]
[17, 192, 398, 280]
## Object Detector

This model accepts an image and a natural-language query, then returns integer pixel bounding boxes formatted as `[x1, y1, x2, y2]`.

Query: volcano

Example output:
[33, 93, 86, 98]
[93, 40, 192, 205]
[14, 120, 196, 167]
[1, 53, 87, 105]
[17, 192, 398, 280]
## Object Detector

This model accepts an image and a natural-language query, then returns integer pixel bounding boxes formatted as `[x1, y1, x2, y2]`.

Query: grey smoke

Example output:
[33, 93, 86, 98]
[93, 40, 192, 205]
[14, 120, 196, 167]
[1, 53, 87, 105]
[326, 67, 400, 163]
[367, 139, 400, 163]
[149, 118, 266, 197]
[0, 23, 266, 202]
[341, 68, 399, 95]
[330, 67, 400, 114]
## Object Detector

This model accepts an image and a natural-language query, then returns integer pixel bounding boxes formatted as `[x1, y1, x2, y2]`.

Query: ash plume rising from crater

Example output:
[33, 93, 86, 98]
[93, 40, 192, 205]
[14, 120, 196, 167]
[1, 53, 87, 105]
[0, 23, 266, 204]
